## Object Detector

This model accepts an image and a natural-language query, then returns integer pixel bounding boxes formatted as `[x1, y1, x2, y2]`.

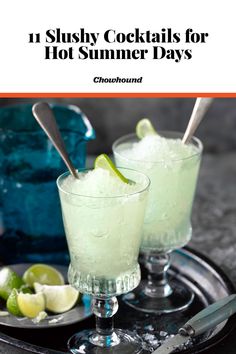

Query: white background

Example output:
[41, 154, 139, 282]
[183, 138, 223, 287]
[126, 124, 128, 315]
[0, 0, 236, 93]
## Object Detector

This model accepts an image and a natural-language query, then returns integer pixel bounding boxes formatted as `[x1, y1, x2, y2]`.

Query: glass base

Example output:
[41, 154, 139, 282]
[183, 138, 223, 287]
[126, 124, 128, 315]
[68, 263, 141, 297]
[122, 280, 194, 314]
[68, 329, 143, 353]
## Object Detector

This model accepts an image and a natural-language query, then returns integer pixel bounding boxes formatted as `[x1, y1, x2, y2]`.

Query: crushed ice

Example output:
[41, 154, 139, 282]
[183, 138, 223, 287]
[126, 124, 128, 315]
[48, 315, 63, 324]
[132, 323, 194, 352]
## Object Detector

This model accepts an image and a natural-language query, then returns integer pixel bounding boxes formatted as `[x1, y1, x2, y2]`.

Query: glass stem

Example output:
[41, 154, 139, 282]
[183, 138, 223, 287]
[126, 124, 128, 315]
[90, 296, 120, 348]
[144, 252, 173, 298]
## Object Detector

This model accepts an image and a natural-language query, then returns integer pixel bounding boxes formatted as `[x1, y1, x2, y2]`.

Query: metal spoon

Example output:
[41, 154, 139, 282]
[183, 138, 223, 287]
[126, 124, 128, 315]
[32, 102, 78, 179]
[182, 98, 213, 144]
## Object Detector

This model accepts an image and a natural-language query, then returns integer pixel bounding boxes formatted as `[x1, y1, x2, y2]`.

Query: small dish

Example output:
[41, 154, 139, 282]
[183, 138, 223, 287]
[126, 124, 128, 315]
[0, 264, 92, 329]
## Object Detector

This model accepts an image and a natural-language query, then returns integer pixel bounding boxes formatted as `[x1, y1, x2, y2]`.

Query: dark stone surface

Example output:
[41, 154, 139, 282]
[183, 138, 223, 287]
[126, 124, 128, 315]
[191, 152, 236, 284]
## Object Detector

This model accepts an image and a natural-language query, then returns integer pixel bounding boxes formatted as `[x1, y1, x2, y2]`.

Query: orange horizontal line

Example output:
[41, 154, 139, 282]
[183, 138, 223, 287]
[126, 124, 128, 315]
[0, 93, 236, 98]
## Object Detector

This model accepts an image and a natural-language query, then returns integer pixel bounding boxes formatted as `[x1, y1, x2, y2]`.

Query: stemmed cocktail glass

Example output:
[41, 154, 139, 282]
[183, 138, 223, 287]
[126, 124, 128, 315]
[113, 131, 202, 314]
[57, 168, 150, 353]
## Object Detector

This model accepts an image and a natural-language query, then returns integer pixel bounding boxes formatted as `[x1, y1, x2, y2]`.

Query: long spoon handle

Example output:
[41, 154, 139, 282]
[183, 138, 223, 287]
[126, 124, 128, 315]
[32, 102, 78, 178]
[182, 98, 213, 144]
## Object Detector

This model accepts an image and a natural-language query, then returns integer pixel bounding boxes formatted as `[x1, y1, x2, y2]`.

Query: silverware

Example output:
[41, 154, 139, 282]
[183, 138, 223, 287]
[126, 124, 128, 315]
[32, 102, 79, 179]
[182, 98, 213, 144]
[153, 294, 236, 353]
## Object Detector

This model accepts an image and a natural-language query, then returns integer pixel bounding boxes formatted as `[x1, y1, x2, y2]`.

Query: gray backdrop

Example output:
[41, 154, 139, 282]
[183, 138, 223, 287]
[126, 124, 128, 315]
[0, 98, 236, 154]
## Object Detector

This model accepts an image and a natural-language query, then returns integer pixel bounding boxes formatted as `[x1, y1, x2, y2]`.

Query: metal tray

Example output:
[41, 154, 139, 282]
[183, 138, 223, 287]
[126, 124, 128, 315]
[0, 248, 235, 353]
[119, 247, 236, 353]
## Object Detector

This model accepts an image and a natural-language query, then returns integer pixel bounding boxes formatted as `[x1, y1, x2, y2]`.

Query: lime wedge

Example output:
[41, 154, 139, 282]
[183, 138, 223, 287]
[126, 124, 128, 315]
[7, 285, 33, 316]
[7, 289, 22, 316]
[17, 292, 46, 318]
[0, 267, 24, 300]
[23, 264, 65, 288]
[94, 154, 129, 184]
[34, 283, 79, 313]
[136, 118, 157, 139]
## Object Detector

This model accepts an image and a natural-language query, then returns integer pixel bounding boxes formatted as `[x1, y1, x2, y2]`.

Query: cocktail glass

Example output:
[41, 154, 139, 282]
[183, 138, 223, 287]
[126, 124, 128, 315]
[57, 168, 150, 353]
[112, 131, 203, 314]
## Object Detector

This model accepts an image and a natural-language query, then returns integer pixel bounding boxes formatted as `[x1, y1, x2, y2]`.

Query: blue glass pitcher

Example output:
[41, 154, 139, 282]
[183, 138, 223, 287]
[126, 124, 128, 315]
[0, 104, 95, 264]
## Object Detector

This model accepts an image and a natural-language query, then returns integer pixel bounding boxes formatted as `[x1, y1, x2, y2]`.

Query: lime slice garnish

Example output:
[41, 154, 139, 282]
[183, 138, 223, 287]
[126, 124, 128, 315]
[23, 264, 65, 288]
[34, 283, 79, 313]
[136, 118, 157, 139]
[17, 292, 46, 318]
[0, 267, 24, 300]
[94, 154, 129, 184]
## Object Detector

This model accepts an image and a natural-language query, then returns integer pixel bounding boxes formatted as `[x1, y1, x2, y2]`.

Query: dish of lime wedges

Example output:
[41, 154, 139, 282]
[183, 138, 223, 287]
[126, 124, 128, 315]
[0, 264, 92, 328]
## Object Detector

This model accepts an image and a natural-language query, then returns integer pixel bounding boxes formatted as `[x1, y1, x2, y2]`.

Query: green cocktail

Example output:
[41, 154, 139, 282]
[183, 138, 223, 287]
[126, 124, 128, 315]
[113, 132, 201, 252]
[113, 131, 202, 314]
[57, 165, 150, 353]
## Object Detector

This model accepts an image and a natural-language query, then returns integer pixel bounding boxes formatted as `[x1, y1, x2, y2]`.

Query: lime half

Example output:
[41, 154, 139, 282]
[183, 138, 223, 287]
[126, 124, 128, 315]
[136, 118, 157, 139]
[17, 292, 46, 318]
[0, 267, 24, 300]
[34, 283, 79, 313]
[23, 264, 65, 288]
[95, 154, 129, 184]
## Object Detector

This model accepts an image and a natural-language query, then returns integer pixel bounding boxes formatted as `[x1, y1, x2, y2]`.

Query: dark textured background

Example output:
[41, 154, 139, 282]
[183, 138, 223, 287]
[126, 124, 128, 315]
[1, 98, 236, 154]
